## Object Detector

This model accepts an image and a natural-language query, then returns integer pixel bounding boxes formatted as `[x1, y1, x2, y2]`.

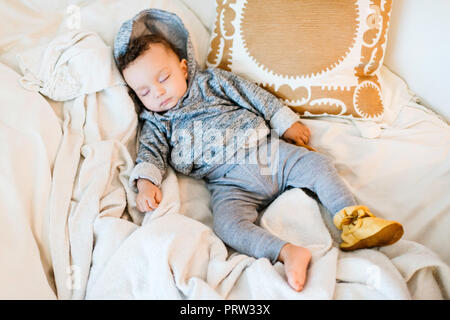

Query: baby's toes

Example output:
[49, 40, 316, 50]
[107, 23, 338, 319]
[289, 273, 305, 292]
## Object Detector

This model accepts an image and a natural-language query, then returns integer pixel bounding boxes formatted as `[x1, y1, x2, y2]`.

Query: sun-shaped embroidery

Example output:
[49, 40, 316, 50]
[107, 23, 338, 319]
[239, 0, 359, 78]
[353, 81, 384, 118]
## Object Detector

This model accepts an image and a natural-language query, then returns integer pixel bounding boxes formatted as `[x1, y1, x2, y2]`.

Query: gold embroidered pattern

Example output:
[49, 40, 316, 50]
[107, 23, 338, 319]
[207, 0, 236, 71]
[240, 0, 358, 79]
[207, 0, 393, 120]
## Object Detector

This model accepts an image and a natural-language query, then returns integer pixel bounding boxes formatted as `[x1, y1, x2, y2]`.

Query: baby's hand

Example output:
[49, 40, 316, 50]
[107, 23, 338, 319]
[282, 121, 317, 152]
[136, 178, 162, 212]
[282, 121, 315, 149]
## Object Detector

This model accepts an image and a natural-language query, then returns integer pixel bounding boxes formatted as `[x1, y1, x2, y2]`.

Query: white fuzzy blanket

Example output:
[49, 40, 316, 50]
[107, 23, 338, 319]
[85, 169, 450, 300]
[11, 28, 450, 300]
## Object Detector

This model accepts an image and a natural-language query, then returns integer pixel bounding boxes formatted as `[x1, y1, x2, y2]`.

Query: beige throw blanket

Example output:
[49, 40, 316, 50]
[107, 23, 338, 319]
[14, 29, 450, 300]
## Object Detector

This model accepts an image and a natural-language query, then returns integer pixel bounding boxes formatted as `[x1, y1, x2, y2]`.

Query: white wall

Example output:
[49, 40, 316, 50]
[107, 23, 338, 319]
[384, 0, 450, 121]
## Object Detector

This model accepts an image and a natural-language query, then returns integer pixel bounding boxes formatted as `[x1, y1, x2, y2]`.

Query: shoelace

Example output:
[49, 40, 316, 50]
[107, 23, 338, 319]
[341, 209, 371, 226]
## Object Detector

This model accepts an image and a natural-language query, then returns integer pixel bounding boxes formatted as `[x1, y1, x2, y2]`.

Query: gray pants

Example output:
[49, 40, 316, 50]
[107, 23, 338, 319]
[205, 137, 356, 263]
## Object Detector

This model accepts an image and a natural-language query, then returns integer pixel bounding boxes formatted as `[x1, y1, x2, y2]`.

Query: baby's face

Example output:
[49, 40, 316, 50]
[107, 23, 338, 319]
[123, 43, 188, 113]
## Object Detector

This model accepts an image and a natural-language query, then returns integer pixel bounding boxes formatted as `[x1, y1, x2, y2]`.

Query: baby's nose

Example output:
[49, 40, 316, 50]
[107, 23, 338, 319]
[154, 85, 166, 98]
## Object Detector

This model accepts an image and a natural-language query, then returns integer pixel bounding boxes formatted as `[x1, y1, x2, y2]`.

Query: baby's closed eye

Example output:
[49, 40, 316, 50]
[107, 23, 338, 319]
[140, 89, 150, 97]
[159, 74, 170, 82]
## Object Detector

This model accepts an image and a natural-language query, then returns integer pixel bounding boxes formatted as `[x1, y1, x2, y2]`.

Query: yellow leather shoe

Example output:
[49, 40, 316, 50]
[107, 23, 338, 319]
[333, 206, 404, 251]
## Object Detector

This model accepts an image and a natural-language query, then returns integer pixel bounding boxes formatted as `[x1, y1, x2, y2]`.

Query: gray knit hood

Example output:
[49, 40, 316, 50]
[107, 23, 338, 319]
[113, 8, 198, 87]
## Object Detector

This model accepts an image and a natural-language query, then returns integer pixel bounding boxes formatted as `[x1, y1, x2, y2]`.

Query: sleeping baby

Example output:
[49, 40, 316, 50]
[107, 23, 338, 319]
[114, 9, 404, 292]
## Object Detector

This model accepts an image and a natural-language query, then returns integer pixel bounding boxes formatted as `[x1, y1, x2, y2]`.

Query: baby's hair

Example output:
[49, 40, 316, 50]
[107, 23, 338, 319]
[116, 33, 181, 72]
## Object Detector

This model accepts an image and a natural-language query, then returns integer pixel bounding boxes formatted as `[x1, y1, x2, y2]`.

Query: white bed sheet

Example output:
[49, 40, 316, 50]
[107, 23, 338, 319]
[0, 63, 59, 299]
[302, 99, 450, 264]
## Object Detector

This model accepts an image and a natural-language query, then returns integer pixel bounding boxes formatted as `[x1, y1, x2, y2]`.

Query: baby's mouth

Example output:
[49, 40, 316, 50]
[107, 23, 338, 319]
[160, 97, 172, 108]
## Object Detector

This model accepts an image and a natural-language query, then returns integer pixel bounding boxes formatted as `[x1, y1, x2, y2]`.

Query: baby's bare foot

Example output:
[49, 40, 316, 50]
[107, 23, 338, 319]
[278, 243, 312, 291]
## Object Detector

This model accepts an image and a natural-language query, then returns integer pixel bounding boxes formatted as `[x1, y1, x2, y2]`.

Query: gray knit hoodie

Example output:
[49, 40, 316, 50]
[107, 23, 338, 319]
[114, 9, 300, 189]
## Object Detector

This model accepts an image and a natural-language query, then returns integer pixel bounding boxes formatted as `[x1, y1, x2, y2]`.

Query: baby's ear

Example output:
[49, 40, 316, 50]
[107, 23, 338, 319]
[180, 59, 188, 79]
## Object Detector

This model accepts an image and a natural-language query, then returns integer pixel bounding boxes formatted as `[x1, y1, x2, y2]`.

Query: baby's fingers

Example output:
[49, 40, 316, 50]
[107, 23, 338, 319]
[301, 133, 310, 144]
[155, 188, 162, 204]
[293, 135, 308, 146]
[137, 198, 150, 212]
[299, 125, 311, 142]
[146, 196, 159, 210]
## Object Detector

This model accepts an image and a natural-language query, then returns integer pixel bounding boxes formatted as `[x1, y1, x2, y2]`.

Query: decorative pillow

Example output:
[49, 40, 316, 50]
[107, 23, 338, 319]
[206, 0, 393, 121]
